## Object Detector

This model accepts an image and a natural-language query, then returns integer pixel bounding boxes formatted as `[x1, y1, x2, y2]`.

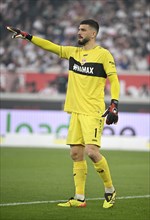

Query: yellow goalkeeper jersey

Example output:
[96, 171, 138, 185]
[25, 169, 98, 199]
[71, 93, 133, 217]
[60, 45, 118, 118]
[31, 36, 120, 118]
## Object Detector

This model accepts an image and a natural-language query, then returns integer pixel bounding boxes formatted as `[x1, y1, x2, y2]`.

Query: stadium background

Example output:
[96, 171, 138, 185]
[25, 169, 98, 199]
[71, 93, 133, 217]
[0, 0, 149, 220]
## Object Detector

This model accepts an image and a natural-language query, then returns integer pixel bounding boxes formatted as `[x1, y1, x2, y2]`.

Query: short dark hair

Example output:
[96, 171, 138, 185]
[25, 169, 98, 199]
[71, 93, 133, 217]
[80, 19, 99, 34]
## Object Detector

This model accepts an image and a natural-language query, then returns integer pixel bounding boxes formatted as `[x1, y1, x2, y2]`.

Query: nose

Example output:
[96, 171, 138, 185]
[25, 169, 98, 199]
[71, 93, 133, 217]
[78, 29, 81, 34]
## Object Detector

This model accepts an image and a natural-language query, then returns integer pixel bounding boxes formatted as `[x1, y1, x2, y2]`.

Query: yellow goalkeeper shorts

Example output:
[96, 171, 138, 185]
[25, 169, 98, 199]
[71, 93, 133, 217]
[66, 112, 104, 147]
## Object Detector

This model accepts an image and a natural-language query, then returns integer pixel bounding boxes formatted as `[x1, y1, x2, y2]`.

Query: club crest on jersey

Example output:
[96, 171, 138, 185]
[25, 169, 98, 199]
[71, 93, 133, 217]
[81, 58, 86, 65]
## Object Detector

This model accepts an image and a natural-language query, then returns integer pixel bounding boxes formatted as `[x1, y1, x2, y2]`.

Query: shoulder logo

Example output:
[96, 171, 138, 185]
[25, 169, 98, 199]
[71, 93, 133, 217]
[109, 61, 115, 65]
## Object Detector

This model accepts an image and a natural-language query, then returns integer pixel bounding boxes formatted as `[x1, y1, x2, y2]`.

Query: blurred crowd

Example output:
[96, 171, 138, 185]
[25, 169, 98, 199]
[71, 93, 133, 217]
[0, 0, 150, 94]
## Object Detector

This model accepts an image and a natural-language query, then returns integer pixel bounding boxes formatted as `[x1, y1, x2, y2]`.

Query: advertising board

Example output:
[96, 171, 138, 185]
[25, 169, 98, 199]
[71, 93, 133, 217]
[0, 110, 149, 137]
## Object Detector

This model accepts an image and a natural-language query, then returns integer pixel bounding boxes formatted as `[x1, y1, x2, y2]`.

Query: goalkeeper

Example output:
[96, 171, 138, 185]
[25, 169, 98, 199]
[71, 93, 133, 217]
[7, 19, 120, 209]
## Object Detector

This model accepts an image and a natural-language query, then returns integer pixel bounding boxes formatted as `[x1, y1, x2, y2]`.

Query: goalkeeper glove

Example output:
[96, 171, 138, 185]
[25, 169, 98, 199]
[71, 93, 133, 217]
[6, 26, 32, 41]
[102, 99, 119, 125]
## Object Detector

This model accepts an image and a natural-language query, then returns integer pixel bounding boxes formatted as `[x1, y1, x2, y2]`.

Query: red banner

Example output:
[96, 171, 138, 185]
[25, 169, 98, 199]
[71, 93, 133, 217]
[25, 72, 149, 95]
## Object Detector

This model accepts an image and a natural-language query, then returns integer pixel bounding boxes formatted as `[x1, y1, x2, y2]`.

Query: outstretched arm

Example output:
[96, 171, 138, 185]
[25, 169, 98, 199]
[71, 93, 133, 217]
[31, 36, 60, 55]
[6, 26, 61, 55]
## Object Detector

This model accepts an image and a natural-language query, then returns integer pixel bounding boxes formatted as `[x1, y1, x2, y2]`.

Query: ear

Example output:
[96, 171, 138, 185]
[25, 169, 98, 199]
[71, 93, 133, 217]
[91, 30, 97, 39]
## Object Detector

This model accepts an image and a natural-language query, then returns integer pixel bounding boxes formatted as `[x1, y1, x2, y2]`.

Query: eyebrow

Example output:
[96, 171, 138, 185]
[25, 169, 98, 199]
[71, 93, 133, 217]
[78, 27, 87, 31]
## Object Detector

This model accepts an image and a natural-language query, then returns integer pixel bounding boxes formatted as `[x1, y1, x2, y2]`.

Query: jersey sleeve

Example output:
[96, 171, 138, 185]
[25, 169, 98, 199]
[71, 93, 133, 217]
[60, 46, 77, 59]
[103, 50, 117, 76]
[31, 36, 76, 60]
[31, 36, 61, 55]
[103, 50, 120, 100]
[108, 74, 120, 100]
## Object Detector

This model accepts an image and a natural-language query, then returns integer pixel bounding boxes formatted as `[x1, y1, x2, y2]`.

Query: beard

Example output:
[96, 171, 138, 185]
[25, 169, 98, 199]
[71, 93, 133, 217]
[78, 37, 90, 46]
